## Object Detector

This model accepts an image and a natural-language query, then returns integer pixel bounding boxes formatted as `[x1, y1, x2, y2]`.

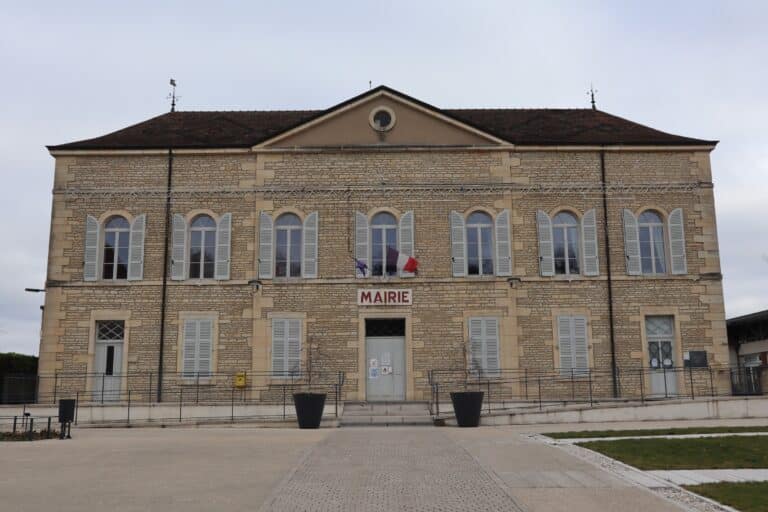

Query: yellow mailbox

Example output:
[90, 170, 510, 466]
[234, 372, 247, 388]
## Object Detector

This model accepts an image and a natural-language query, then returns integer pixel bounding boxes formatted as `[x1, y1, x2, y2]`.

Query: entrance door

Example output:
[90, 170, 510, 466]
[93, 320, 124, 401]
[646, 316, 677, 397]
[366, 337, 405, 401]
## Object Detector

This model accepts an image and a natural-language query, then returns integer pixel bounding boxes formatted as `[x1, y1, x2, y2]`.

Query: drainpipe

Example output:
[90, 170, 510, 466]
[600, 150, 619, 398]
[157, 148, 173, 402]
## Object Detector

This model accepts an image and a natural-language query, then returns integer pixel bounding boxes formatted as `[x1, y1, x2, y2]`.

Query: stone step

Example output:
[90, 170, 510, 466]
[340, 415, 435, 427]
[342, 401, 431, 416]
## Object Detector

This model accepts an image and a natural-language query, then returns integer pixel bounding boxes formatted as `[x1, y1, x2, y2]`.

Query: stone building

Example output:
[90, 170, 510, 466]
[39, 86, 728, 402]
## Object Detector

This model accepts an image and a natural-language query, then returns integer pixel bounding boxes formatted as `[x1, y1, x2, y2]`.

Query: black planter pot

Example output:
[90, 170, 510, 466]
[292, 392, 327, 429]
[450, 391, 484, 427]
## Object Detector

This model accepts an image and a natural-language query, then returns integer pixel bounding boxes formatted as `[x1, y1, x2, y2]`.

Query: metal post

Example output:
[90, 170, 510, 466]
[47, 417, 52, 439]
[53, 372, 58, 404]
[231, 387, 235, 423]
[179, 388, 183, 422]
[27, 418, 34, 441]
[435, 383, 440, 417]
[127, 390, 131, 424]
[75, 391, 79, 425]
[487, 380, 491, 415]
[101, 374, 105, 404]
[524, 369, 529, 400]
[334, 384, 339, 418]
[663, 366, 668, 398]
[689, 367, 695, 400]
[196, 372, 200, 404]
[570, 369, 575, 401]
[538, 377, 542, 410]
[282, 384, 286, 421]
[640, 368, 645, 403]
[12, 416, 17, 434]
[588, 370, 593, 406]
[709, 366, 715, 397]
[149, 372, 153, 403]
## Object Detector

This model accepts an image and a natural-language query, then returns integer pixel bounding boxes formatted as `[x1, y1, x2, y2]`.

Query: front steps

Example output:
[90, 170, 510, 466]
[340, 401, 434, 426]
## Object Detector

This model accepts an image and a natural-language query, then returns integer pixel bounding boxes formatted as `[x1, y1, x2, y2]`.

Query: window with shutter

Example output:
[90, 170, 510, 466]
[302, 211, 318, 278]
[84, 215, 100, 282]
[536, 210, 554, 276]
[622, 209, 642, 275]
[668, 208, 687, 275]
[171, 214, 187, 281]
[494, 209, 512, 276]
[214, 213, 231, 280]
[450, 211, 466, 277]
[272, 318, 302, 377]
[258, 211, 274, 279]
[398, 211, 415, 277]
[467, 317, 500, 377]
[557, 315, 589, 376]
[355, 211, 369, 278]
[128, 214, 146, 281]
[182, 317, 215, 378]
[581, 209, 599, 276]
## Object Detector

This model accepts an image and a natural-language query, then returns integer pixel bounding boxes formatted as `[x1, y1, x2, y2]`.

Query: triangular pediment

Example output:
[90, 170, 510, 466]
[257, 87, 506, 148]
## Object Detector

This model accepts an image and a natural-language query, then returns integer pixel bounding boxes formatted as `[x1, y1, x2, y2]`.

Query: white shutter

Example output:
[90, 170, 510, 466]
[271, 319, 286, 376]
[450, 211, 466, 277]
[572, 316, 589, 375]
[214, 213, 231, 280]
[623, 209, 641, 275]
[399, 210, 415, 277]
[536, 210, 554, 277]
[581, 209, 599, 276]
[484, 318, 500, 376]
[128, 214, 146, 281]
[182, 319, 198, 378]
[557, 316, 573, 374]
[302, 211, 318, 278]
[171, 214, 187, 281]
[468, 318, 484, 371]
[494, 209, 512, 276]
[355, 211, 369, 278]
[197, 318, 213, 376]
[258, 211, 273, 279]
[668, 208, 687, 275]
[287, 319, 302, 375]
[84, 215, 99, 282]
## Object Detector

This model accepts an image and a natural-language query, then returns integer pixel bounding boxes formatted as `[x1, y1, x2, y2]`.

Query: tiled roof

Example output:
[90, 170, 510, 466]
[48, 86, 715, 150]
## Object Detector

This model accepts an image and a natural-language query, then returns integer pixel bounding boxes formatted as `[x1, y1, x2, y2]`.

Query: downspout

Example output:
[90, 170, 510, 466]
[157, 148, 173, 402]
[600, 150, 619, 398]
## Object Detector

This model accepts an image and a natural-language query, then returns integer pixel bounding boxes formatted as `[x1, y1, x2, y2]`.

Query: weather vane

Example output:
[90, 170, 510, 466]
[168, 78, 179, 112]
[588, 84, 597, 110]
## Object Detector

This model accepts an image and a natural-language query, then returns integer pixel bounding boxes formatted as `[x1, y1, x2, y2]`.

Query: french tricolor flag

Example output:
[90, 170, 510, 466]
[387, 247, 419, 273]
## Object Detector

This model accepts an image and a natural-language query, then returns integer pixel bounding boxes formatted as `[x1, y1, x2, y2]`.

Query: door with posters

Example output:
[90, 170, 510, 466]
[646, 316, 678, 397]
[365, 319, 406, 401]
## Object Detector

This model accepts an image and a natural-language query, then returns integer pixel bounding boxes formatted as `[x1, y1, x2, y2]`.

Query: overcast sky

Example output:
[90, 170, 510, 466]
[1, 1, 766, 355]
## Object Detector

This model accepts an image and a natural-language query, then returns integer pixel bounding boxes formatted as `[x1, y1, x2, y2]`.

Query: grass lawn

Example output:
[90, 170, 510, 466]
[579, 435, 768, 470]
[684, 482, 768, 512]
[545, 425, 768, 439]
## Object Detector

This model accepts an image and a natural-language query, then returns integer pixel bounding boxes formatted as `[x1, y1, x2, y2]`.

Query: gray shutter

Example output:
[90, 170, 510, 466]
[171, 214, 187, 281]
[355, 211, 369, 278]
[468, 318, 483, 371]
[494, 209, 512, 276]
[287, 319, 302, 375]
[536, 210, 554, 277]
[182, 319, 198, 378]
[197, 318, 213, 376]
[581, 209, 599, 276]
[557, 316, 573, 374]
[572, 316, 589, 375]
[399, 210, 415, 277]
[450, 211, 466, 277]
[302, 211, 318, 278]
[84, 215, 99, 282]
[622, 209, 641, 275]
[215, 213, 231, 280]
[258, 211, 273, 279]
[127, 214, 146, 281]
[668, 208, 687, 275]
[271, 319, 286, 376]
[484, 318, 500, 376]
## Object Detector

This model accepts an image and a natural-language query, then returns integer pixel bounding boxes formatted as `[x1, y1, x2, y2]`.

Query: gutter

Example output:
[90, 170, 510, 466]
[600, 150, 619, 398]
[157, 148, 173, 402]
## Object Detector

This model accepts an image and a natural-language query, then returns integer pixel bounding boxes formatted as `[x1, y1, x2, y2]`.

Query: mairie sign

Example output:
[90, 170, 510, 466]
[358, 289, 413, 306]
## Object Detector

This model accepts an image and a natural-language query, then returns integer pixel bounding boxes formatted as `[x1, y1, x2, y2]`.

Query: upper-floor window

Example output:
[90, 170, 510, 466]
[371, 212, 398, 276]
[552, 212, 580, 275]
[189, 214, 217, 279]
[275, 214, 303, 277]
[466, 211, 494, 275]
[450, 209, 511, 277]
[102, 216, 130, 280]
[638, 210, 667, 275]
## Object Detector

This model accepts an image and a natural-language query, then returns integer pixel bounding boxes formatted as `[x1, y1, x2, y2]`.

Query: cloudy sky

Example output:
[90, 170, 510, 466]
[1, 1, 766, 355]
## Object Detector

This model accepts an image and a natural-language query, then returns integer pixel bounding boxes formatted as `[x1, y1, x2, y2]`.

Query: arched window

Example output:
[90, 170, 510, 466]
[552, 212, 580, 275]
[189, 215, 216, 279]
[466, 211, 494, 275]
[275, 213, 303, 277]
[371, 212, 398, 276]
[102, 216, 130, 280]
[638, 210, 666, 274]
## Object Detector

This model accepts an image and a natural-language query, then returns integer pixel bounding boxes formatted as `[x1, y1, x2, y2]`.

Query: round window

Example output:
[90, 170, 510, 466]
[369, 106, 396, 132]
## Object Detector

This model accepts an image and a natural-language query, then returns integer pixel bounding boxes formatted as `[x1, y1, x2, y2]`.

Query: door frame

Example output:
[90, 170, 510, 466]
[357, 311, 414, 401]
[85, 310, 131, 398]
[639, 308, 682, 397]
[365, 335, 406, 401]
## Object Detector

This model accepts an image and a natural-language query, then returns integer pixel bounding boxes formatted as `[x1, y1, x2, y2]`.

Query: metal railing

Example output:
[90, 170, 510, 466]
[427, 365, 766, 419]
[0, 413, 57, 440]
[1, 370, 345, 426]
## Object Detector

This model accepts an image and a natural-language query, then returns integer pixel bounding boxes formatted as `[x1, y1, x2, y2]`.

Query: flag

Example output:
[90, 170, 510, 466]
[386, 247, 419, 273]
[355, 259, 368, 276]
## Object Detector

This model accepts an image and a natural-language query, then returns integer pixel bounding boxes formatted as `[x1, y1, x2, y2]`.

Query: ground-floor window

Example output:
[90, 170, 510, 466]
[556, 315, 589, 375]
[272, 318, 301, 376]
[182, 317, 213, 378]
[468, 317, 500, 376]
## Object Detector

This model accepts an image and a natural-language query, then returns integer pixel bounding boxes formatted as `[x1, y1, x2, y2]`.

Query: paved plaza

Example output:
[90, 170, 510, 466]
[3, 420, 763, 511]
